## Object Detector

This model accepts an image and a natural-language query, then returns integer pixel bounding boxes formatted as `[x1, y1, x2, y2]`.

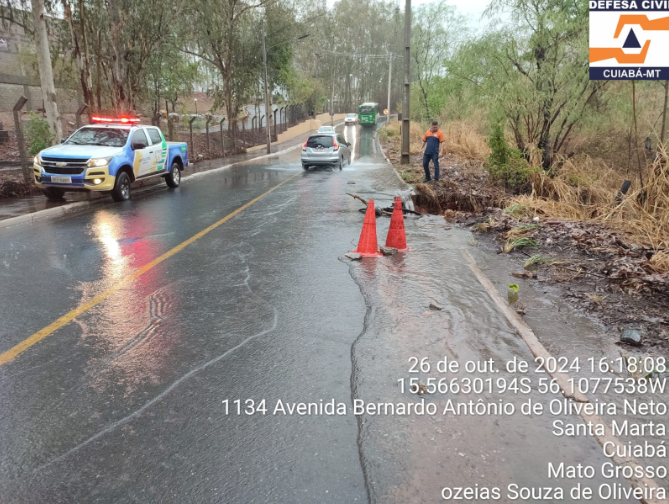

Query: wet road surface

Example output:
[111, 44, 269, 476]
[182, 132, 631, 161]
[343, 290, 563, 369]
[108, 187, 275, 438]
[0, 123, 665, 503]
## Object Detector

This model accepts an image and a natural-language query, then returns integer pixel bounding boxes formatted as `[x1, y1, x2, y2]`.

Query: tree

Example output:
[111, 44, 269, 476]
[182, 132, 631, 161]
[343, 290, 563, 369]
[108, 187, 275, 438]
[478, 0, 604, 167]
[411, 3, 466, 120]
[184, 0, 274, 142]
[146, 48, 199, 115]
[291, 0, 404, 112]
[30, 0, 62, 141]
[62, 0, 93, 108]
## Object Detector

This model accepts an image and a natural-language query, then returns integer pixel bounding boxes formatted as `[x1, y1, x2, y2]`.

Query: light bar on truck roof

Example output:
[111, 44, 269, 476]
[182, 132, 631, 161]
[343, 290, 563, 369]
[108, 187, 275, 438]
[91, 116, 141, 124]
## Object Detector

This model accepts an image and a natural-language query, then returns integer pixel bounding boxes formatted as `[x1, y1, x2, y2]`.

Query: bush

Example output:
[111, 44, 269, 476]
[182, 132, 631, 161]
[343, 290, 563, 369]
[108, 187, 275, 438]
[25, 112, 55, 157]
[488, 123, 508, 167]
[485, 123, 539, 190]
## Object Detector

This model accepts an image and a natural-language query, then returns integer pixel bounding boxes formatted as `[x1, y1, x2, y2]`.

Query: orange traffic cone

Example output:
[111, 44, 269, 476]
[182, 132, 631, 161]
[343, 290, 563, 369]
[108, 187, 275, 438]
[385, 196, 409, 251]
[353, 199, 382, 257]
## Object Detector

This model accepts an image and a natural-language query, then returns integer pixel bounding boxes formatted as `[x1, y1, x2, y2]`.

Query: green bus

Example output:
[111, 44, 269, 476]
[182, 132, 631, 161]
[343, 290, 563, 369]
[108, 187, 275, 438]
[358, 102, 378, 126]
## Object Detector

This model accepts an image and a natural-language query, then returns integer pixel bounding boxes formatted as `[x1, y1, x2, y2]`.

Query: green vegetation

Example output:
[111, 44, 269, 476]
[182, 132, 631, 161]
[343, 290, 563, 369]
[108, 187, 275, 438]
[523, 255, 560, 270]
[473, 217, 497, 233]
[486, 124, 539, 190]
[503, 204, 530, 218]
[400, 171, 422, 184]
[504, 237, 538, 253]
[25, 113, 55, 157]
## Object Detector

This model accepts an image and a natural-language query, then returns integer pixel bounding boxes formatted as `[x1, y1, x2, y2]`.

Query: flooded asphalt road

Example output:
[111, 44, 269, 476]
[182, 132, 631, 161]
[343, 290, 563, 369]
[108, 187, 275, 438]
[0, 124, 664, 503]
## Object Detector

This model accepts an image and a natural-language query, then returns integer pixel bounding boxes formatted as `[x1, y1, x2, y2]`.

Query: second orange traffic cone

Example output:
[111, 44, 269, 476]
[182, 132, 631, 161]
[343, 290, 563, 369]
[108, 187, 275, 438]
[385, 197, 409, 252]
[353, 199, 382, 257]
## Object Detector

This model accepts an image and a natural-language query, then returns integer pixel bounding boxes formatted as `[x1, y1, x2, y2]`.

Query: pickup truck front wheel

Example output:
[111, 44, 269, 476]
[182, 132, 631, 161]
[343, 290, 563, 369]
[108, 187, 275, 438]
[111, 171, 131, 202]
[166, 162, 181, 188]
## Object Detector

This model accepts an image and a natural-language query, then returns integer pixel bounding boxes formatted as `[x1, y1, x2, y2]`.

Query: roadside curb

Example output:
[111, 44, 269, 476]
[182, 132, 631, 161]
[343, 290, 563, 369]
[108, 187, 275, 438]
[0, 200, 95, 230]
[376, 124, 409, 188]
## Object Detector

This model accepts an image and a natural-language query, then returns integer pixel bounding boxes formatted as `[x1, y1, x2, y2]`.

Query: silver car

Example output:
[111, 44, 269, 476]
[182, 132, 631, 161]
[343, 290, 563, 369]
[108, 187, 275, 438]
[301, 133, 352, 170]
[344, 113, 357, 125]
[317, 125, 335, 133]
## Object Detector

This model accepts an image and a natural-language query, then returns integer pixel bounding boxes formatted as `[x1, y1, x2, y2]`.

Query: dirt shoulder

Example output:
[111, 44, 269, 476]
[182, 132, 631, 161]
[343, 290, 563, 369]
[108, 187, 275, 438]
[0, 171, 41, 198]
[379, 122, 669, 353]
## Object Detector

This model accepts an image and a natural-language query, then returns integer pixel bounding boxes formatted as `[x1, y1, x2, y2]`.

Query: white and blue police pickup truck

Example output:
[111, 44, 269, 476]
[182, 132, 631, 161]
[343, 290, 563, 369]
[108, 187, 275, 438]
[33, 116, 189, 202]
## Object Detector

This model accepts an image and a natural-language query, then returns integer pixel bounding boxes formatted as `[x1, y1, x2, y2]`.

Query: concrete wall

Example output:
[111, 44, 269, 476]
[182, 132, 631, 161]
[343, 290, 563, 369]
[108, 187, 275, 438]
[0, 20, 80, 114]
[247, 113, 348, 152]
[0, 80, 81, 114]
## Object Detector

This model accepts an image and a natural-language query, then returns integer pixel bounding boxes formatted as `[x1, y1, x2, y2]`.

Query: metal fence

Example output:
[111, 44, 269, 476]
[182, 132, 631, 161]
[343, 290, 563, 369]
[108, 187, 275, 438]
[154, 103, 306, 161]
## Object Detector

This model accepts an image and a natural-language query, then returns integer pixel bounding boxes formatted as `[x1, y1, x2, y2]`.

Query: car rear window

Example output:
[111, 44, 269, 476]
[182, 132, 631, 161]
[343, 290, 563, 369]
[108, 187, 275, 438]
[147, 128, 162, 145]
[307, 136, 334, 148]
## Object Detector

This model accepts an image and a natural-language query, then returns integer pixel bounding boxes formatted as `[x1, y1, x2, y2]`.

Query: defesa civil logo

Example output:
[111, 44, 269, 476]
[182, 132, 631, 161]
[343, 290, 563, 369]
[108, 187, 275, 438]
[590, 1, 669, 79]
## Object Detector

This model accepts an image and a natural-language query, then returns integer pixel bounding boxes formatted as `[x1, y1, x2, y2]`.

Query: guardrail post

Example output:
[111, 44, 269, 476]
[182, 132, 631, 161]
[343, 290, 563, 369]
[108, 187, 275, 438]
[273, 108, 277, 141]
[13, 97, 30, 183]
[168, 115, 175, 141]
[219, 118, 225, 156]
[75, 103, 88, 129]
[189, 116, 197, 159]
[205, 114, 213, 157]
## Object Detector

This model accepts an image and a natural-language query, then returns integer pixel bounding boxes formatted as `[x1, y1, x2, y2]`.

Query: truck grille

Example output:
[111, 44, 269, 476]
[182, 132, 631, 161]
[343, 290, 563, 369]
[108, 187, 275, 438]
[41, 157, 89, 175]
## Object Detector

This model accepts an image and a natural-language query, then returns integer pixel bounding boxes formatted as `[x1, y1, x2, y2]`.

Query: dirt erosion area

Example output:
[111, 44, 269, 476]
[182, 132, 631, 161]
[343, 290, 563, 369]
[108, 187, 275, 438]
[379, 123, 669, 354]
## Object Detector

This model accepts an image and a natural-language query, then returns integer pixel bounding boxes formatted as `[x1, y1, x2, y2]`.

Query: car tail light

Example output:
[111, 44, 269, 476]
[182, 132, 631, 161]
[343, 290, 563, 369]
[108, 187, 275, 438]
[302, 140, 308, 152]
[333, 140, 339, 151]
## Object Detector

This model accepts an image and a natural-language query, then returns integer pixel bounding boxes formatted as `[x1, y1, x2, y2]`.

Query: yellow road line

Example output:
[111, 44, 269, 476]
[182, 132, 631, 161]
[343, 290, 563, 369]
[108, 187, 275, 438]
[0, 173, 299, 367]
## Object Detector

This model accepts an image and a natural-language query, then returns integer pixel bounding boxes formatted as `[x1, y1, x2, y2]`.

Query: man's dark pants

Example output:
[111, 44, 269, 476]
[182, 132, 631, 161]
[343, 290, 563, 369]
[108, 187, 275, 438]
[423, 152, 439, 181]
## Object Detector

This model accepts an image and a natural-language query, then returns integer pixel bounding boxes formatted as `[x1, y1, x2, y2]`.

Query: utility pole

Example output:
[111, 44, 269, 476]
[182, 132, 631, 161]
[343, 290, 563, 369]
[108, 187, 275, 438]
[387, 54, 392, 125]
[262, 24, 272, 154]
[401, 0, 411, 164]
[330, 49, 336, 125]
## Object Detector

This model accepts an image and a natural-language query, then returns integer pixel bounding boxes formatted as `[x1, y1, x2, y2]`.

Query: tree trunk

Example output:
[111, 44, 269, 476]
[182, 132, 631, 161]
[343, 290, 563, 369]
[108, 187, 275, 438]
[78, 0, 92, 97]
[30, 0, 62, 143]
[96, 31, 102, 111]
[62, 0, 93, 108]
[107, 0, 128, 111]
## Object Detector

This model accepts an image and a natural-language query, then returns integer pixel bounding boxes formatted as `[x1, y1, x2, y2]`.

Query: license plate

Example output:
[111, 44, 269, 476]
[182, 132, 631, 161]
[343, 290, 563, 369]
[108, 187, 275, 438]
[51, 176, 72, 184]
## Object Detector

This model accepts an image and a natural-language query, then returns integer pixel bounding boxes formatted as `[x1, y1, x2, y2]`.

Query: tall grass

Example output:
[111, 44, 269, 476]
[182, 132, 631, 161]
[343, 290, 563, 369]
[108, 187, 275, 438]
[514, 153, 669, 252]
[384, 118, 669, 268]
[383, 120, 489, 160]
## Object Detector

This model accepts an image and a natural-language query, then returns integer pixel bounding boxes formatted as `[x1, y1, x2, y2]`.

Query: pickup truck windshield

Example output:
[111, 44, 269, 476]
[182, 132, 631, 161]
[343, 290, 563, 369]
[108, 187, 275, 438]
[65, 127, 129, 147]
